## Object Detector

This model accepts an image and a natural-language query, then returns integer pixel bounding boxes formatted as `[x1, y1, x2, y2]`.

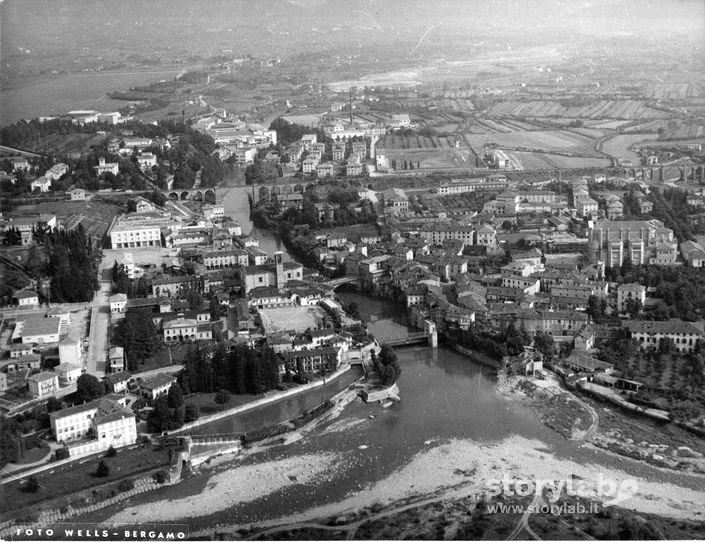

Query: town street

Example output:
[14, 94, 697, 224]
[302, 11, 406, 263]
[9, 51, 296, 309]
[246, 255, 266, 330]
[85, 256, 114, 376]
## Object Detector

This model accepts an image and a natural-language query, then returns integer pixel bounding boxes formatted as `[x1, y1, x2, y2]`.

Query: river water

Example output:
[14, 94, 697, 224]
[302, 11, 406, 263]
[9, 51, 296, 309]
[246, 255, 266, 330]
[1, 69, 184, 125]
[220, 184, 293, 261]
[81, 186, 705, 531]
[87, 261, 705, 531]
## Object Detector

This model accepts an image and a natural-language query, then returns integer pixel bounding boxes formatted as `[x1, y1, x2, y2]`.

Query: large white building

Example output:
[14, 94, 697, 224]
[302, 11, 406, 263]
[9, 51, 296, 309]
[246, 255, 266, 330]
[589, 220, 676, 268]
[109, 215, 163, 248]
[50, 396, 137, 457]
[626, 320, 704, 353]
[59, 336, 81, 365]
[13, 317, 62, 344]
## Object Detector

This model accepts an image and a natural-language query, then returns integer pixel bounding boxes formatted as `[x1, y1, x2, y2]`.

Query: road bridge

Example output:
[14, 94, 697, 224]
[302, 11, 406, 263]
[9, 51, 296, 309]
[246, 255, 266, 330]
[320, 276, 362, 289]
[383, 331, 429, 347]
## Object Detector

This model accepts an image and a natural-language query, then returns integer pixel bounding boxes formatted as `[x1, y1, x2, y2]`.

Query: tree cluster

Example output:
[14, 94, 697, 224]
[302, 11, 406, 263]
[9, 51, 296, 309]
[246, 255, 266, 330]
[605, 264, 705, 322]
[45, 225, 100, 302]
[113, 310, 163, 371]
[147, 383, 186, 432]
[111, 261, 151, 298]
[456, 322, 531, 360]
[373, 345, 402, 386]
[648, 187, 695, 241]
[76, 374, 105, 403]
[269, 118, 324, 147]
[178, 343, 280, 396]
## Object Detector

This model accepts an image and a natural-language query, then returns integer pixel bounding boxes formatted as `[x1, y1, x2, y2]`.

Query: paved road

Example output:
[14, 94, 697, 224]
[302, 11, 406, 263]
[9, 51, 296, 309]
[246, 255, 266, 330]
[85, 257, 115, 377]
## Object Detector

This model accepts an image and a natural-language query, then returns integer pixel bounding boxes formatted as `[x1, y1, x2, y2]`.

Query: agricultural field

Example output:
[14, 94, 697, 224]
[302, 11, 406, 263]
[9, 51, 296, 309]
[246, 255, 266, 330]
[399, 97, 476, 113]
[622, 120, 666, 133]
[463, 129, 600, 155]
[529, 154, 612, 169]
[442, 118, 547, 135]
[641, 83, 701, 100]
[624, 119, 705, 140]
[486, 99, 668, 120]
[586, 119, 636, 130]
[376, 134, 479, 169]
[601, 134, 651, 164]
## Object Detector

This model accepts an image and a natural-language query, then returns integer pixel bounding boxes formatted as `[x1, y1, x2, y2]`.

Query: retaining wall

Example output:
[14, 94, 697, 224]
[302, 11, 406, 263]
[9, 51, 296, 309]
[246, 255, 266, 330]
[172, 364, 352, 434]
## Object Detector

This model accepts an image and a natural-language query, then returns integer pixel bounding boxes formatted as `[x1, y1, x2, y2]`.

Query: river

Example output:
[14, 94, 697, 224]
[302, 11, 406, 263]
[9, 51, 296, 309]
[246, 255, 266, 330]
[219, 183, 294, 261]
[86, 286, 705, 532]
[0, 68, 184, 125]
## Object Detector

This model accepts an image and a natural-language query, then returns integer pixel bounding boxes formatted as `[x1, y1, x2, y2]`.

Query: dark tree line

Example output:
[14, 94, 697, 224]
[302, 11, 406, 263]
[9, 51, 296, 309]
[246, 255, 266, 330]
[113, 310, 163, 371]
[648, 187, 695, 241]
[605, 264, 705, 322]
[269, 118, 325, 147]
[456, 322, 531, 360]
[45, 225, 100, 302]
[111, 261, 150, 298]
[146, 383, 195, 433]
[178, 343, 280, 396]
[373, 345, 402, 386]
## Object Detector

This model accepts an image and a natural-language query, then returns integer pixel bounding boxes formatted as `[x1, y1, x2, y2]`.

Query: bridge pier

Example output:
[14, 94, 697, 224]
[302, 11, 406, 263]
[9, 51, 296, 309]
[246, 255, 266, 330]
[425, 320, 438, 349]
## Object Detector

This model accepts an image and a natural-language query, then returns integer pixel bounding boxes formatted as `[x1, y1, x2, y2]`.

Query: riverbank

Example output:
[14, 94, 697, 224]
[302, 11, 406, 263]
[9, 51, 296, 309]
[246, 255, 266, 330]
[104, 432, 705, 533]
[497, 371, 705, 475]
[172, 364, 353, 436]
[497, 372, 595, 440]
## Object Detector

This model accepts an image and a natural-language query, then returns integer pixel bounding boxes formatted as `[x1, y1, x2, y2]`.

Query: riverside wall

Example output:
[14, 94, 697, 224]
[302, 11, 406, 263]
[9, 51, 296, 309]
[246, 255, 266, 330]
[172, 363, 353, 435]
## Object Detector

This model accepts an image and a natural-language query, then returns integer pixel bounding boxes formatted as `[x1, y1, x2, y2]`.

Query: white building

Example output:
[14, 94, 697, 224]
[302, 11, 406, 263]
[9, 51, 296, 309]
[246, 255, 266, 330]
[45, 163, 69, 181]
[575, 196, 599, 218]
[680, 240, 705, 268]
[28, 372, 60, 398]
[15, 290, 39, 307]
[109, 216, 162, 249]
[616, 283, 646, 314]
[626, 320, 704, 353]
[56, 362, 82, 384]
[137, 152, 158, 170]
[31, 176, 52, 192]
[109, 293, 128, 313]
[93, 157, 120, 177]
[50, 396, 137, 457]
[234, 147, 256, 165]
[66, 188, 86, 201]
[163, 317, 198, 342]
[138, 374, 177, 400]
[109, 346, 126, 373]
[13, 317, 62, 344]
[203, 204, 225, 221]
[59, 336, 81, 365]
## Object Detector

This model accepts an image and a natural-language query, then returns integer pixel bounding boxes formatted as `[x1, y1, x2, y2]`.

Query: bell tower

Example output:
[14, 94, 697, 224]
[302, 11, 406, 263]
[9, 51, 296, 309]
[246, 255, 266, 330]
[274, 251, 285, 289]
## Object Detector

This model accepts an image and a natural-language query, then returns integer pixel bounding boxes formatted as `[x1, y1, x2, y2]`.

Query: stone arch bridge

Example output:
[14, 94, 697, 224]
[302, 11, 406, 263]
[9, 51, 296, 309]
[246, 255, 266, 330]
[163, 187, 222, 203]
[614, 164, 705, 183]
